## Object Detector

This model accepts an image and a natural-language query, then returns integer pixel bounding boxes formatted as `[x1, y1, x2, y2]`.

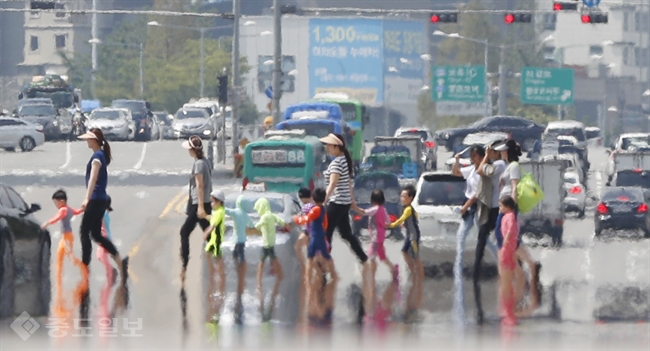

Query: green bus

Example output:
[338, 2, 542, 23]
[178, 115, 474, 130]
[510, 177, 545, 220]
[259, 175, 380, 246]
[242, 130, 327, 194]
[311, 93, 369, 171]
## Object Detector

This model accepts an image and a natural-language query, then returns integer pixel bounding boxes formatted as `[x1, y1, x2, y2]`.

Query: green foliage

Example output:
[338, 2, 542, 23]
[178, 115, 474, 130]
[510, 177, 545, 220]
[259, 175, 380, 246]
[57, 51, 91, 98]
[238, 95, 259, 125]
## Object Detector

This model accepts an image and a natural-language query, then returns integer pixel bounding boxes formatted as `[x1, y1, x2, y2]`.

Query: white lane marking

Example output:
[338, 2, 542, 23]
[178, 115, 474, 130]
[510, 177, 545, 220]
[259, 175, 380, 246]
[59, 142, 72, 169]
[132, 143, 148, 170]
[595, 170, 602, 195]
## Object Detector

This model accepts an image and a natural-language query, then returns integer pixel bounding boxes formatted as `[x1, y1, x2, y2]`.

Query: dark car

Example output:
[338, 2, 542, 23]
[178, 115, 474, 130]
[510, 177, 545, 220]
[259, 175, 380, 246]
[110, 99, 153, 141]
[351, 171, 403, 240]
[0, 184, 51, 318]
[16, 103, 64, 141]
[595, 186, 650, 237]
[435, 115, 545, 152]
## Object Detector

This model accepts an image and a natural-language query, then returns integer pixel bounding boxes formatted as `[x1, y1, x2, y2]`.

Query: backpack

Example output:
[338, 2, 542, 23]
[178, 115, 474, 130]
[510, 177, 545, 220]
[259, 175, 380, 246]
[516, 164, 544, 213]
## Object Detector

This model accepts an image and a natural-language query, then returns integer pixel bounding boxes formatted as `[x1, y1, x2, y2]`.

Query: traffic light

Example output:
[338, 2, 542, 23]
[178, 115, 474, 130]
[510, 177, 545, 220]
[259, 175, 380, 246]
[553, 2, 578, 11]
[217, 75, 228, 105]
[430, 11, 458, 23]
[30, 1, 55, 10]
[504, 12, 532, 24]
[581, 13, 608, 24]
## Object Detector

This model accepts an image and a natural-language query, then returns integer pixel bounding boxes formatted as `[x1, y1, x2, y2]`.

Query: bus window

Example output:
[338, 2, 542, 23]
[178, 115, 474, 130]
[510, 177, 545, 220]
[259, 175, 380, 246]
[362, 105, 369, 124]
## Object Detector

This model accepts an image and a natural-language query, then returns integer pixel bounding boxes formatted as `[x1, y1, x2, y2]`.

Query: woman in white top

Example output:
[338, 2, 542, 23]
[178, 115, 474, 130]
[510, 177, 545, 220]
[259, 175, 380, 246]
[493, 139, 540, 316]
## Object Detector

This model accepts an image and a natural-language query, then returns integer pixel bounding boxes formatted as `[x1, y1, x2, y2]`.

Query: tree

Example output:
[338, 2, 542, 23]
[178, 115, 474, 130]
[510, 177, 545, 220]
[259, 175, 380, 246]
[58, 51, 91, 99]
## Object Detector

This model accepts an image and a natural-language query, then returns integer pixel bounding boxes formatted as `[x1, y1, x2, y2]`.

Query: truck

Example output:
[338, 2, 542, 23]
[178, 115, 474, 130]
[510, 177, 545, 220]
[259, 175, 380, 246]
[519, 159, 567, 247]
[361, 135, 424, 185]
[608, 152, 650, 188]
[18, 74, 79, 110]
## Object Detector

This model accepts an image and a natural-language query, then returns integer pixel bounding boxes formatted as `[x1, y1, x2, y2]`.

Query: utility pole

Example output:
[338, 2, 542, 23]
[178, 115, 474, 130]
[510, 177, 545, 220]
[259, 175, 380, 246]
[271, 0, 282, 124]
[232, 0, 241, 155]
[91, 0, 97, 99]
[497, 45, 507, 115]
[200, 28, 205, 98]
[139, 43, 144, 97]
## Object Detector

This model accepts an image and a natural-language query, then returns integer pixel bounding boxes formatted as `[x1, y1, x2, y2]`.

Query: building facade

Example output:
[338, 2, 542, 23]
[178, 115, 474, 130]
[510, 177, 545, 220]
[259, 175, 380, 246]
[18, 0, 114, 76]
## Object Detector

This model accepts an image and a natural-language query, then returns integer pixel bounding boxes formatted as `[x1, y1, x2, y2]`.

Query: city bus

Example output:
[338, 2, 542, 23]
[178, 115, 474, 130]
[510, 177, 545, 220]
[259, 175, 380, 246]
[242, 130, 326, 194]
[311, 93, 369, 167]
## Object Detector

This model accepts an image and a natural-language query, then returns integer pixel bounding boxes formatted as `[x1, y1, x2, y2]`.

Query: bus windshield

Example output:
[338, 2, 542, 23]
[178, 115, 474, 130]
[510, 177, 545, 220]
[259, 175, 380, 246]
[339, 103, 358, 122]
[281, 122, 334, 138]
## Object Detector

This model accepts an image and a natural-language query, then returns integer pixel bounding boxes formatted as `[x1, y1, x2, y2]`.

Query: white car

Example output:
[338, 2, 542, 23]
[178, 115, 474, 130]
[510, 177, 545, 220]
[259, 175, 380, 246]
[413, 171, 496, 268]
[0, 117, 45, 152]
[563, 171, 586, 218]
[86, 108, 134, 141]
[607, 133, 650, 179]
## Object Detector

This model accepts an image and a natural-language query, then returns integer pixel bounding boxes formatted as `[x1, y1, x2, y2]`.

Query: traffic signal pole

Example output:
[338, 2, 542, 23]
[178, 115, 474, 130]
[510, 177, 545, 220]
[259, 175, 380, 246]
[498, 45, 507, 115]
[231, 0, 241, 156]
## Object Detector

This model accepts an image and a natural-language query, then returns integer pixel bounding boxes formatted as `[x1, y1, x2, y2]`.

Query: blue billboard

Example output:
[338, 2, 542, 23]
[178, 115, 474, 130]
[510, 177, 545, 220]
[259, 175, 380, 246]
[383, 20, 426, 80]
[309, 18, 384, 104]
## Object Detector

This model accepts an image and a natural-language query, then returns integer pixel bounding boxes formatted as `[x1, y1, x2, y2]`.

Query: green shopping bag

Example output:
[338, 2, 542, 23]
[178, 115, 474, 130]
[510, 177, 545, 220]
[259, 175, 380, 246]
[516, 171, 544, 213]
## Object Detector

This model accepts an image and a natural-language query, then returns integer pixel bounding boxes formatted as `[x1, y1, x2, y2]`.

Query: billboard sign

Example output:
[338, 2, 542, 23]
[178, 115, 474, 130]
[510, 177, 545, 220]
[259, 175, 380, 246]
[309, 18, 384, 104]
[383, 19, 426, 105]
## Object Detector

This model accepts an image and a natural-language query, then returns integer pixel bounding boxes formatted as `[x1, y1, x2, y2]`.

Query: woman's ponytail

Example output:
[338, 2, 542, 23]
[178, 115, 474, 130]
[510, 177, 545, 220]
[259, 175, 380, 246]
[90, 128, 112, 165]
[334, 133, 354, 178]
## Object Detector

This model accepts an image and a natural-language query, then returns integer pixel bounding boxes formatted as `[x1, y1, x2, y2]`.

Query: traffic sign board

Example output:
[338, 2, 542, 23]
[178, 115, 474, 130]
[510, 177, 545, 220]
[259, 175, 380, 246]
[520, 67, 574, 105]
[431, 65, 485, 103]
[582, 0, 600, 8]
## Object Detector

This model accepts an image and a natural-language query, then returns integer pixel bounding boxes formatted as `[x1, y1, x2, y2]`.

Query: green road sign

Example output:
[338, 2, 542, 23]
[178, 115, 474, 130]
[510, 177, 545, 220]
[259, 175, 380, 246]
[432, 65, 485, 102]
[521, 67, 574, 105]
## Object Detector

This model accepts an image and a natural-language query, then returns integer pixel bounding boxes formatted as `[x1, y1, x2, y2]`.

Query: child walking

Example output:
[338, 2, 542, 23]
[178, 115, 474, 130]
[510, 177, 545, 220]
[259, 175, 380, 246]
[41, 189, 87, 315]
[292, 188, 338, 283]
[360, 189, 398, 283]
[295, 187, 315, 269]
[498, 196, 519, 326]
[253, 197, 289, 317]
[204, 190, 227, 324]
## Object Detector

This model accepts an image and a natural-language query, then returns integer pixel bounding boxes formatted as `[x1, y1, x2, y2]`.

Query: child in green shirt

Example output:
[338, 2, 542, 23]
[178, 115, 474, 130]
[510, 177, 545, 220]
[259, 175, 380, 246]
[203, 190, 226, 323]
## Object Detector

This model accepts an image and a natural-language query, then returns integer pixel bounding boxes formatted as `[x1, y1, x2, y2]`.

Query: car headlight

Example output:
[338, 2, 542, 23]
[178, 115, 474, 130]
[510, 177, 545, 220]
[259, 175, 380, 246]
[203, 130, 211, 136]
[443, 132, 450, 139]
[52, 120, 58, 126]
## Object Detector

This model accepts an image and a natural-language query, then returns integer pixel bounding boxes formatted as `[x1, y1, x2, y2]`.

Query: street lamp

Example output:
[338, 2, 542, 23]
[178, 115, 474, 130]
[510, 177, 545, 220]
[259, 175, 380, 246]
[432, 30, 490, 116]
[147, 21, 233, 98]
[89, 38, 144, 97]
[260, 31, 273, 37]
[643, 89, 650, 97]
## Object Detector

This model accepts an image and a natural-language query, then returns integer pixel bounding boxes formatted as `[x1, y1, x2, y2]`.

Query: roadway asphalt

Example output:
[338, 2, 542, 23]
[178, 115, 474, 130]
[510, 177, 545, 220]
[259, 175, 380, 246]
[0, 140, 647, 350]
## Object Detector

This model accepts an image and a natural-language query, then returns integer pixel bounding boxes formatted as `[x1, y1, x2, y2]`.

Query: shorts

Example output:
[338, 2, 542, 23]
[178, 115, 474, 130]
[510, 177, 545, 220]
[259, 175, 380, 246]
[233, 242, 245, 262]
[307, 238, 331, 260]
[368, 242, 386, 261]
[261, 247, 276, 261]
[402, 239, 420, 259]
[205, 239, 222, 258]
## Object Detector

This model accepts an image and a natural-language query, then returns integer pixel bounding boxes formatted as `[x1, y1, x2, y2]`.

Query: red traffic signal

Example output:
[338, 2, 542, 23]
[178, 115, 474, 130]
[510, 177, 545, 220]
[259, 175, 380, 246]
[504, 12, 532, 24]
[430, 12, 458, 23]
[553, 2, 578, 11]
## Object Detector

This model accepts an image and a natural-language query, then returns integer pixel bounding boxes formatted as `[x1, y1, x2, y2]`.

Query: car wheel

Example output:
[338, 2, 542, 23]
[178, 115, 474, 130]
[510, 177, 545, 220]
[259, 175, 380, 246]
[0, 235, 15, 318]
[594, 226, 602, 237]
[19, 136, 35, 152]
[36, 238, 51, 316]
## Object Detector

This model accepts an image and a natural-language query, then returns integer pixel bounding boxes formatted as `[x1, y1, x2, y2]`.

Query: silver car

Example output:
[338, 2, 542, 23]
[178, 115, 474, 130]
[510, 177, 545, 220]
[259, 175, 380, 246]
[171, 108, 215, 140]
[563, 171, 586, 218]
[86, 108, 134, 141]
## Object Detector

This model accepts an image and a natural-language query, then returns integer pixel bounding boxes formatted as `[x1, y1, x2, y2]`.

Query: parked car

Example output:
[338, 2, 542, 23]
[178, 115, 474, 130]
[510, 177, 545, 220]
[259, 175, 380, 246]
[0, 117, 45, 152]
[16, 103, 66, 141]
[86, 108, 134, 141]
[394, 127, 438, 170]
[434, 115, 545, 152]
[563, 171, 586, 218]
[110, 99, 153, 141]
[0, 183, 51, 317]
[171, 108, 216, 140]
[595, 186, 650, 238]
[543, 120, 589, 169]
